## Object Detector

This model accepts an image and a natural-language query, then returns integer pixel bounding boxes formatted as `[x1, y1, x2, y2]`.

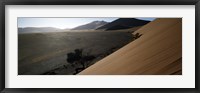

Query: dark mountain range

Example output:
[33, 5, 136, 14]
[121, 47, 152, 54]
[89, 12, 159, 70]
[18, 27, 62, 34]
[72, 21, 108, 30]
[96, 18, 150, 30]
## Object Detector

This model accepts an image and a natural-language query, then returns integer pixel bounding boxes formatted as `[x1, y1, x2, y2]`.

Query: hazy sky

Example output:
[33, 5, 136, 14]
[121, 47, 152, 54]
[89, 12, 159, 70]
[18, 18, 156, 29]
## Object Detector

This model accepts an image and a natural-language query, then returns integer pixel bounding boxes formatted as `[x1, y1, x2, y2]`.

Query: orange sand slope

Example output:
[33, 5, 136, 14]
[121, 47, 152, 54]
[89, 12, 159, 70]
[78, 18, 182, 75]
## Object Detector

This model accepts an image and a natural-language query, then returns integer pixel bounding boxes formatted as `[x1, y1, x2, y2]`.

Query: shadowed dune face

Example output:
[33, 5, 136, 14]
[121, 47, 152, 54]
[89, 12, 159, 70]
[78, 18, 182, 75]
[96, 18, 150, 30]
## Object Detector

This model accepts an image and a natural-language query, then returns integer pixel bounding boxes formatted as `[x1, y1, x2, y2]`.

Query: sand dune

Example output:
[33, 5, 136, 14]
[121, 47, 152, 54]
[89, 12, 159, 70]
[96, 18, 150, 30]
[78, 18, 182, 75]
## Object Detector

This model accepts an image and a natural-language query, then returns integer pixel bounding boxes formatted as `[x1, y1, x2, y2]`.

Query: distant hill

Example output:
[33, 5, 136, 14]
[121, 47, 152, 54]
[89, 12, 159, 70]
[96, 18, 150, 30]
[18, 27, 62, 34]
[72, 21, 108, 30]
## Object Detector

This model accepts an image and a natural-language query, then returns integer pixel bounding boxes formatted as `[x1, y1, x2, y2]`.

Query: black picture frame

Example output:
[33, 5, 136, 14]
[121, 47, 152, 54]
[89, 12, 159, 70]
[0, 0, 199, 93]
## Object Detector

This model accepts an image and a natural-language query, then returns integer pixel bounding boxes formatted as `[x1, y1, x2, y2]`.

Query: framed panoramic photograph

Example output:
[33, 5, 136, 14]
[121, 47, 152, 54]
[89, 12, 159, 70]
[0, 0, 199, 93]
